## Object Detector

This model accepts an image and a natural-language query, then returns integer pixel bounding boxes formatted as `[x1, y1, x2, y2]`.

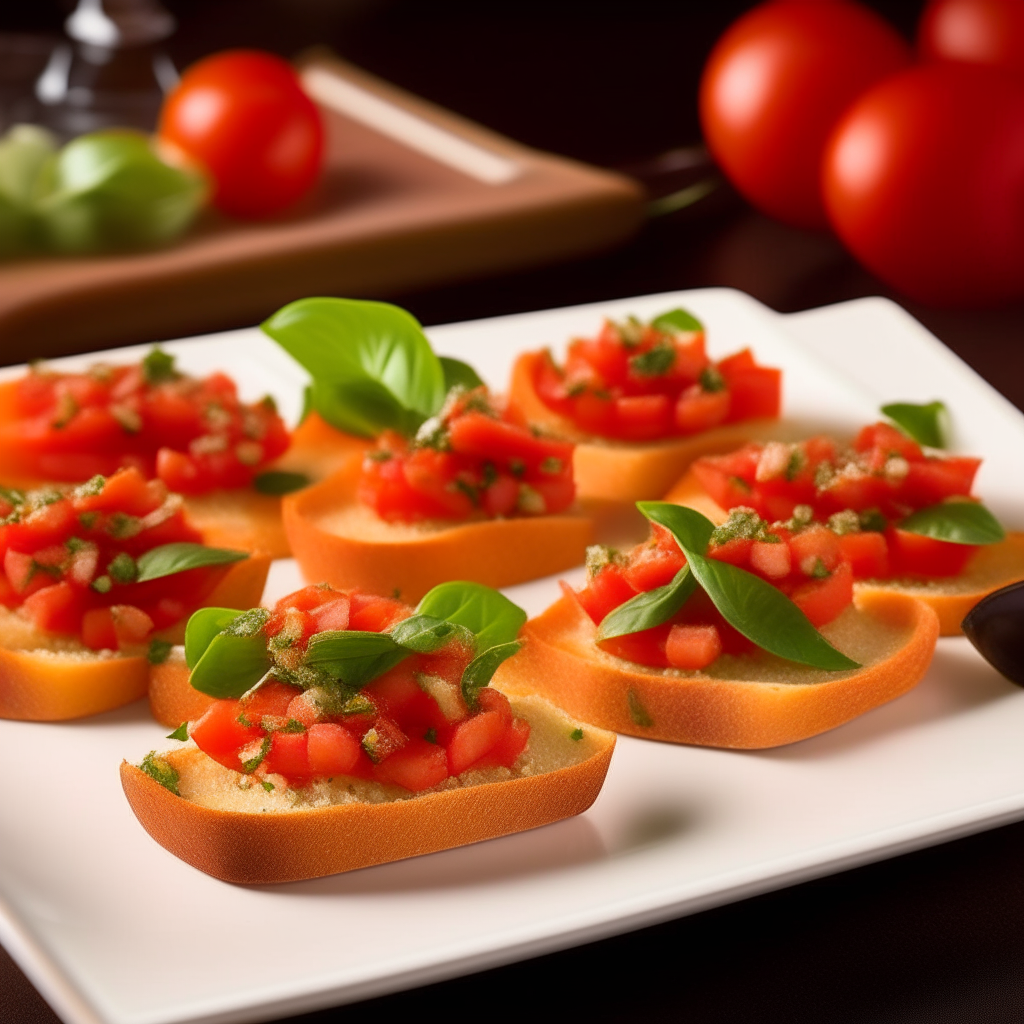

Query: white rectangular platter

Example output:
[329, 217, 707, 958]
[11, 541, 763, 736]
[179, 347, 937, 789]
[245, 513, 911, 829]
[2, 288, 1023, 1024]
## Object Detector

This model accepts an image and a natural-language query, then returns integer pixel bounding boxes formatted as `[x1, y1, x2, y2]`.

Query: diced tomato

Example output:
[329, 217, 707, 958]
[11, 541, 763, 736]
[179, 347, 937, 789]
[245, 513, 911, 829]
[22, 582, 81, 634]
[470, 716, 531, 769]
[374, 738, 449, 791]
[788, 526, 842, 576]
[707, 536, 753, 566]
[482, 473, 520, 517]
[348, 592, 411, 631]
[448, 412, 574, 474]
[76, 468, 165, 516]
[241, 681, 300, 722]
[614, 394, 674, 440]
[576, 565, 638, 625]
[154, 447, 201, 493]
[306, 723, 362, 776]
[749, 540, 791, 579]
[447, 710, 506, 775]
[191, 699, 263, 772]
[109, 604, 154, 645]
[4, 549, 37, 594]
[598, 623, 672, 667]
[364, 667, 427, 722]
[623, 543, 685, 591]
[691, 450, 759, 510]
[675, 385, 730, 434]
[790, 562, 853, 628]
[309, 596, 350, 633]
[837, 531, 890, 579]
[571, 391, 617, 435]
[903, 457, 980, 506]
[665, 623, 722, 670]
[6, 500, 77, 550]
[721, 364, 782, 423]
[854, 422, 922, 461]
[81, 607, 118, 650]
[887, 528, 977, 578]
[264, 731, 311, 785]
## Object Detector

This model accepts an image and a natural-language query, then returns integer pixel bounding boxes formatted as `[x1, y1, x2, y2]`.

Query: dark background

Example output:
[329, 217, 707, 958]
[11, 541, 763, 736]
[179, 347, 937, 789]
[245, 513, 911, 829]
[4, 2, 1024, 1022]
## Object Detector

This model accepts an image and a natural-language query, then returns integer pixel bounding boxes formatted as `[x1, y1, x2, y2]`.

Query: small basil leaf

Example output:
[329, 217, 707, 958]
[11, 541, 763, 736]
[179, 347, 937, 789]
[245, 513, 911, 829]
[639, 502, 860, 671]
[135, 542, 248, 583]
[189, 631, 272, 698]
[184, 607, 244, 669]
[899, 501, 1005, 545]
[389, 614, 476, 654]
[166, 722, 188, 741]
[440, 355, 485, 392]
[417, 581, 527, 651]
[261, 297, 446, 437]
[461, 641, 522, 708]
[253, 470, 311, 496]
[597, 565, 696, 641]
[651, 308, 703, 334]
[882, 401, 948, 449]
[304, 630, 409, 688]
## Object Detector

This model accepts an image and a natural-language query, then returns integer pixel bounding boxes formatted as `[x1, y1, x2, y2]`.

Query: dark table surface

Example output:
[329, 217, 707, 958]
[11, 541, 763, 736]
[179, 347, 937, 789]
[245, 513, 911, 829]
[4, 2, 1024, 1022]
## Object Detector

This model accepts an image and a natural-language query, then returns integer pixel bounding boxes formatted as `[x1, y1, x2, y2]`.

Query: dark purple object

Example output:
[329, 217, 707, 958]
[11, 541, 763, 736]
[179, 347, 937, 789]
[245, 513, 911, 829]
[962, 580, 1024, 687]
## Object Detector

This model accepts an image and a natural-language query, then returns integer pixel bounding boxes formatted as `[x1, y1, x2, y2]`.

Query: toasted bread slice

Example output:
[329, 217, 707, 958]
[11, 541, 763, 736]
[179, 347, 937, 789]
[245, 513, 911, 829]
[496, 591, 939, 749]
[506, 351, 779, 502]
[121, 693, 615, 883]
[666, 466, 1024, 635]
[0, 555, 269, 721]
[281, 457, 593, 603]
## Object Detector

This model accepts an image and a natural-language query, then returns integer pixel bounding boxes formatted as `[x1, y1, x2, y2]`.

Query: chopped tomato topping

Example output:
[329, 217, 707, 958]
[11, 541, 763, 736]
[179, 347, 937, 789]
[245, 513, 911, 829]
[689, 423, 989, 581]
[0, 350, 289, 494]
[359, 388, 576, 524]
[188, 585, 531, 792]
[530, 316, 781, 441]
[0, 468, 231, 649]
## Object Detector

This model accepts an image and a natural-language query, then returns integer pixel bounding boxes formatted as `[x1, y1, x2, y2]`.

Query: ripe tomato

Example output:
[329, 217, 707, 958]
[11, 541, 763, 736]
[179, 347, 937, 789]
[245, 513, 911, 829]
[919, 0, 1024, 74]
[158, 50, 324, 218]
[699, 0, 911, 229]
[822, 64, 1024, 305]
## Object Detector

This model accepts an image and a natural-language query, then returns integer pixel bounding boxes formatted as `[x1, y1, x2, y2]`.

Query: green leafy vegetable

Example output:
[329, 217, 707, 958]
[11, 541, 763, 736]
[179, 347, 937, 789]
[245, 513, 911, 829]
[570, 728, 584, 741]
[899, 501, 1005, 545]
[184, 607, 244, 669]
[417, 580, 527, 652]
[166, 723, 188, 741]
[882, 401, 948, 449]
[261, 297, 446, 438]
[135, 543, 248, 583]
[189, 630, 272, 698]
[147, 639, 173, 665]
[650, 308, 703, 334]
[461, 641, 522, 708]
[638, 502, 860, 671]
[440, 356, 485, 392]
[142, 348, 178, 385]
[389, 614, 476, 654]
[140, 752, 179, 795]
[253, 470, 311, 495]
[304, 630, 409, 689]
[33, 129, 206, 253]
[597, 566, 696, 640]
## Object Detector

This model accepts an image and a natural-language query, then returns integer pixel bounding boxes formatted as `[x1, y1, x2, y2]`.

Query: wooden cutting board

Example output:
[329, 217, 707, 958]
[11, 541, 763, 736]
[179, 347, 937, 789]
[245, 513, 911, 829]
[0, 52, 645, 363]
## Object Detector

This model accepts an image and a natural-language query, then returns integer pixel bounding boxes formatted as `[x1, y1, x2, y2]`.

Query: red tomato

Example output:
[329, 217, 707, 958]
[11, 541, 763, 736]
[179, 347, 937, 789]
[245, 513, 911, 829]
[822, 64, 1024, 305]
[699, 0, 911, 228]
[919, 0, 1024, 73]
[159, 50, 324, 218]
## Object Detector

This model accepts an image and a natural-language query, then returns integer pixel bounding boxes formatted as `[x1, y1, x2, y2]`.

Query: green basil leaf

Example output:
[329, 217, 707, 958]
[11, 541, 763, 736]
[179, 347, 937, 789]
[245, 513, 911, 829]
[261, 297, 446, 438]
[304, 630, 409, 688]
[253, 470, 312, 496]
[597, 565, 696, 640]
[189, 631, 272, 698]
[389, 614, 476, 653]
[881, 401, 948, 449]
[417, 581, 527, 652]
[134, 542, 248, 583]
[166, 722, 188, 741]
[651, 308, 703, 334]
[899, 501, 1005, 545]
[461, 641, 523, 708]
[184, 607, 245, 669]
[639, 502, 860, 671]
[440, 355, 485, 392]
[35, 130, 206, 252]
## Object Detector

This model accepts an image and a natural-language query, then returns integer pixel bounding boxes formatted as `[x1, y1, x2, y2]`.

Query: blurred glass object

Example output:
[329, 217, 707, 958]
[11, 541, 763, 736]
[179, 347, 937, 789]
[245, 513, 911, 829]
[27, 0, 178, 139]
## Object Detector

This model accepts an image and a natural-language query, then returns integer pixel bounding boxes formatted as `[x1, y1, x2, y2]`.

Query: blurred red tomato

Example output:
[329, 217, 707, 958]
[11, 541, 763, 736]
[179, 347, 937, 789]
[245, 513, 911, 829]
[699, 0, 911, 229]
[159, 50, 324, 219]
[822, 64, 1024, 306]
[919, 0, 1024, 73]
